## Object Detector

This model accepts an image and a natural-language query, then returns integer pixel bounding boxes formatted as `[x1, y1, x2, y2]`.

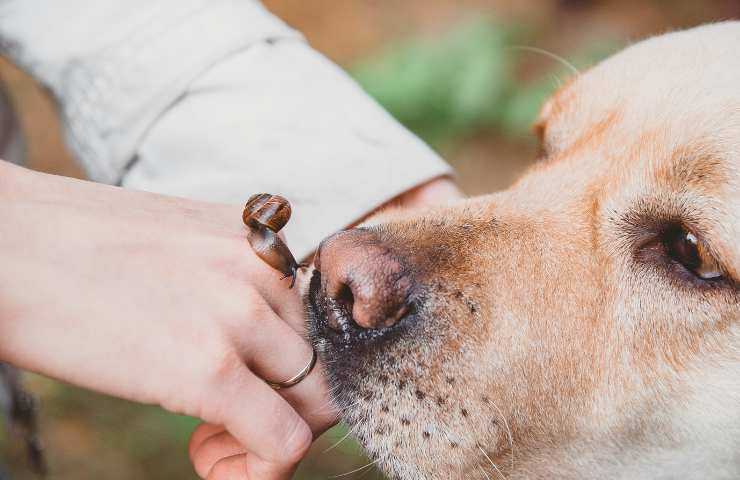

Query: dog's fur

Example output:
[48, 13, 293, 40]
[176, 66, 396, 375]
[307, 22, 740, 479]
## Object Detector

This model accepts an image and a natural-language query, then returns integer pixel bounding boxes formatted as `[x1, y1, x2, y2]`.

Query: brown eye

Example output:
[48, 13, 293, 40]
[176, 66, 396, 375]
[663, 227, 723, 281]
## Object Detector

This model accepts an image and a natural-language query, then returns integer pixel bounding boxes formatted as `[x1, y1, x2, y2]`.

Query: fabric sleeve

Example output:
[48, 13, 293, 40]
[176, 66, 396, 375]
[0, 0, 452, 258]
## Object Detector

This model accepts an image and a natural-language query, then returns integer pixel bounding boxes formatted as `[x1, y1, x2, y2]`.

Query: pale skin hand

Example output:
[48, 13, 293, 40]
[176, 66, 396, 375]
[189, 176, 463, 479]
[0, 161, 332, 479]
[0, 160, 461, 479]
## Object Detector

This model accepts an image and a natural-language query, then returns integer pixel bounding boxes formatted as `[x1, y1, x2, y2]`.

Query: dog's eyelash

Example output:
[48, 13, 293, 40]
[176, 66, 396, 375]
[619, 208, 736, 291]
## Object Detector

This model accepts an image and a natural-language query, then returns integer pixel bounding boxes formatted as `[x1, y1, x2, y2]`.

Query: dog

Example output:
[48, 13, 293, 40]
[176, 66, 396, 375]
[307, 22, 740, 480]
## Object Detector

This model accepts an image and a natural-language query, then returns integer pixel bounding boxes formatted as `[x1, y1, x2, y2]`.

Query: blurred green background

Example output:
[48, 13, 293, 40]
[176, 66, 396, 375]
[1, 0, 737, 478]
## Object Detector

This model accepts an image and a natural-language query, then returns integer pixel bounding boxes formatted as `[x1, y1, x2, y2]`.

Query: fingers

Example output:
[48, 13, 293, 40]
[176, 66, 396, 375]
[189, 423, 226, 460]
[232, 305, 338, 432]
[205, 454, 246, 480]
[273, 360, 338, 433]
[244, 451, 302, 480]
[249, 229, 311, 334]
[190, 426, 246, 478]
[238, 307, 313, 385]
[257, 272, 307, 334]
[211, 364, 313, 480]
[189, 316, 337, 480]
[202, 453, 299, 480]
[190, 427, 304, 480]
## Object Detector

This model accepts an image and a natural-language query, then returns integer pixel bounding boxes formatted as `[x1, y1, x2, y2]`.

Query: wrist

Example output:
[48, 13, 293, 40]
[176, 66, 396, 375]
[0, 162, 29, 234]
[393, 175, 463, 210]
[353, 176, 463, 226]
[0, 160, 37, 194]
[0, 159, 21, 185]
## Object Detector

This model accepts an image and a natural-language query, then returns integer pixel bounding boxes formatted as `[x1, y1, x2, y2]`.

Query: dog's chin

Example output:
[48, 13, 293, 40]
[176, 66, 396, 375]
[306, 270, 383, 465]
[306, 269, 497, 480]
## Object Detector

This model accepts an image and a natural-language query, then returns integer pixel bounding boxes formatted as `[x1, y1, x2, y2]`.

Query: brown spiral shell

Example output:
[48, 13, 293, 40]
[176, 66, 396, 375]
[242, 193, 292, 232]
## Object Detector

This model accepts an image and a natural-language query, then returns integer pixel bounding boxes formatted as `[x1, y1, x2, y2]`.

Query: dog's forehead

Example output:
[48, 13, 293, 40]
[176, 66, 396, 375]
[534, 23, 740, 260]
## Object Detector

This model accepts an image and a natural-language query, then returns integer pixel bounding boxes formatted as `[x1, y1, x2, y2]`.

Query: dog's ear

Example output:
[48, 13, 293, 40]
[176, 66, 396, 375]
[533, 99, 554, 158]
[532, 117, 546, 143]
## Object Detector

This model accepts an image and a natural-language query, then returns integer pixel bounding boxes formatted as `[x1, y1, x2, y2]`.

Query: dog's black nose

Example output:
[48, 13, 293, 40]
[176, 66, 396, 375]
[314, 229, 413, 332]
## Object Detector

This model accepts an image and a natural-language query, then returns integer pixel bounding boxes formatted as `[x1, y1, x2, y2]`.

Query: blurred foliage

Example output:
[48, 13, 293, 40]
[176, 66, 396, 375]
[1, 375, 379, 480]
[352, 18, 618, 148]
[352, 18, 515, 146]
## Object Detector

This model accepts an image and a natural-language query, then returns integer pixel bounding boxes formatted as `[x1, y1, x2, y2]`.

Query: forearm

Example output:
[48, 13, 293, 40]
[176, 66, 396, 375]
[0, 161, 236, 401]
[0, 162, 64, 369]
[0, 162, 129, 376]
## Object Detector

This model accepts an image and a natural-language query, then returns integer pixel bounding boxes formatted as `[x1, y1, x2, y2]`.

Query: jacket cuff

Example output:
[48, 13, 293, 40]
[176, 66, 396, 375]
[0, 0, 300, 183]
[121, 40, 453, 258]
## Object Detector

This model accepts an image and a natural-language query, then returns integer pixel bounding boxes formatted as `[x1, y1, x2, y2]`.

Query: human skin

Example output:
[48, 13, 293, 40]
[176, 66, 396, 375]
[189, 176, 462, 480]
[0, 160, 460, 479]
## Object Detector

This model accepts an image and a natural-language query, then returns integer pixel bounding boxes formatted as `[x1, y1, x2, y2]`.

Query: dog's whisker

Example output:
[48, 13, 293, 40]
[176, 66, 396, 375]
[487, 399, 515, 472]
[477, 443, 507, 480]
[444, 404, 509, 480]
[322, 423, 361, 454]
[329, 455, 386, 478]
[436, 422, 506, 480]
[478, 464, 493, 480]
[309, 385, 364, 417]
[356, 463, 378, 480]
[323, 398, 362, 418]
[309, 397, 342, 416]
[321, 429, 352, 454]
[508, 45, 580, 76]
[548, 72, 567, 90]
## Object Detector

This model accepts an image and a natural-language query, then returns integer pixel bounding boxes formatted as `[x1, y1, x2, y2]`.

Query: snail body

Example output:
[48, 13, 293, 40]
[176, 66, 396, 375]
[243, 194, 305, 288]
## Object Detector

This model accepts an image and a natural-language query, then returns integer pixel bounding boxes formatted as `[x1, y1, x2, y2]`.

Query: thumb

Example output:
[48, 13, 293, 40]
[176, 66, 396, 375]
[210, 362, 313, 479]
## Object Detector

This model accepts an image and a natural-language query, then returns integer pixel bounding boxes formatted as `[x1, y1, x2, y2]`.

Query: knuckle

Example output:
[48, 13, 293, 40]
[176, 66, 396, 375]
[208, 348, 241, 385]
[257, 413, 311, 465]
[241, 287, 273, 326]
[198, 351, 245, 422]
[207, 456, 240, 480]
[191, 451, 212, 479]
[189, 429, 226, 478]
[280, 416, 313, 464]
[188, 425, 208, 460]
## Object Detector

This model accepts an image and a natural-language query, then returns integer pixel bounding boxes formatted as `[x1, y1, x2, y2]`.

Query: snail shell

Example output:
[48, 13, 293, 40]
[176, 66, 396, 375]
[243, 193, 291, 232]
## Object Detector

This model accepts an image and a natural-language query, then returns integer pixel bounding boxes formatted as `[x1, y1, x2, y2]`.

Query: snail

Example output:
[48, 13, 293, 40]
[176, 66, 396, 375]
[243, 193, 307, 288]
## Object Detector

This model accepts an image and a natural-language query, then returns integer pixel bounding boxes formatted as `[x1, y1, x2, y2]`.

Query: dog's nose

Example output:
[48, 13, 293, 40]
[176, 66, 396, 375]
[315, 229, 413, 332]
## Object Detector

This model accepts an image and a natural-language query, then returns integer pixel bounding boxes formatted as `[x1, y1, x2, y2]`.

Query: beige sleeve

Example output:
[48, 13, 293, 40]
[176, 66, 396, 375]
[1, 0, 451, 257]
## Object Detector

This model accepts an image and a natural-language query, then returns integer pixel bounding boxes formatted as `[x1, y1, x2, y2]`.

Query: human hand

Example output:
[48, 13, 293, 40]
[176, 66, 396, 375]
[185, 175, 463, 479]
[0, 162, 337, 479]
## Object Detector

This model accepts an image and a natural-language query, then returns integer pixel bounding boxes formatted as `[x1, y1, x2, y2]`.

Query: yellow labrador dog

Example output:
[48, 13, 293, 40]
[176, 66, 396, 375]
[307, 22, 740, 479]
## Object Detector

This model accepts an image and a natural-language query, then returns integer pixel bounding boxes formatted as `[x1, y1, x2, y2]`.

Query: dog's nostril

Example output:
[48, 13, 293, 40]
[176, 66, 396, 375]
[325, 283, 355, 332]
[319, 230, 415, 333]
[336, 283, 354, 310]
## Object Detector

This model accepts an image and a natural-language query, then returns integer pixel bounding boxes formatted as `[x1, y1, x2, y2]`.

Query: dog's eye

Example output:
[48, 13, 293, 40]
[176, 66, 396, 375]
[662, 226, 723, 281]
